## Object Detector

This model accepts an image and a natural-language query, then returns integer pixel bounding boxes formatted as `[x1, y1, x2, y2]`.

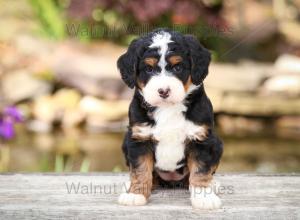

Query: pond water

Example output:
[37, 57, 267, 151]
[1, 126, 300, 173]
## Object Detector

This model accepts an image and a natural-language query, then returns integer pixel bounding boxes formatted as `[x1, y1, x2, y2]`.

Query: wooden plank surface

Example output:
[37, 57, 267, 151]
[0, 173, 299, 220]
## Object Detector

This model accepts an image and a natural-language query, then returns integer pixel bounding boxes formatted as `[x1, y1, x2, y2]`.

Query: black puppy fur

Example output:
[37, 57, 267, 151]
[117, 28, 223, 189]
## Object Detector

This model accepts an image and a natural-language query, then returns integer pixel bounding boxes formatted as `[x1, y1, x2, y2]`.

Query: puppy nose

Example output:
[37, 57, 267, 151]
[158, 88, 170, 99]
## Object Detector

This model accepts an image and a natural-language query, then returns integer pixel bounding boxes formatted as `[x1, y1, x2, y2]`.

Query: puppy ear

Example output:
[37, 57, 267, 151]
[117, 39, 141, 89]
[184, 35, 211, 85]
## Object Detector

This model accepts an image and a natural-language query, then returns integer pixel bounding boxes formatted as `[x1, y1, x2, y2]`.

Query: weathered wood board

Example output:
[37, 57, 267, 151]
[0, 173, 299, 219]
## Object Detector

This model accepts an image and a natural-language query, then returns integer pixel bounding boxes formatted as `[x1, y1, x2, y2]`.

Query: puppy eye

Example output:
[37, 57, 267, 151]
[145, 65, 154, 74]
[172, 64, 182, 72]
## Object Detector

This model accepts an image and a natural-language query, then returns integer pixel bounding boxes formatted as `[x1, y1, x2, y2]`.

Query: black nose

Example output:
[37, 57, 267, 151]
[158, 88, 170, 99]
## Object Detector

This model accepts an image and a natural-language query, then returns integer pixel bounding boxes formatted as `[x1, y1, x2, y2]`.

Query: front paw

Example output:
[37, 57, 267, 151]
[186, 124, 208, 142]
[118, 193, 147, 206]
[131, 123, 152, 140]
[190, 186, 222, 209]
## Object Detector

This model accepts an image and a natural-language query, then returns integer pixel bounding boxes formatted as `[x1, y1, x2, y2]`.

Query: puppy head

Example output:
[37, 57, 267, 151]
[117, 29, 211, 107]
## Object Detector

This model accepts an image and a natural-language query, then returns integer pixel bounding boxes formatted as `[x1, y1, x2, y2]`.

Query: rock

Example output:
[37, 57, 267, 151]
[0, 43, 20, 71]
[52, 42, 127, 99]
[1, 70, 52, 103]
[275, 54, 300, 73]
[223, 0, 275, 37]
[52, 89, 81, 110]
[275, 116, 300, 138]
[26, 119, 53, 133]
[33, 89, 83, 128]
[276, 116, 300, 129]
[14, 35, 54, 58]
[32, 95, 57, 123]
[278, 21, 300, 45]
[79, 96, 129, 121]
[205, 88, 223, 112]
[220, 93, 300, 116]
[0, 0, 39, 41]
[260, 74, 300, 97]
[55, 75, 126, 100]
[62, 109, 85, 128]
[0, 38, 52, 77]
[217, 115, 268, 135]
[206, 63, 273, 93]
[119, 87, 134, 100]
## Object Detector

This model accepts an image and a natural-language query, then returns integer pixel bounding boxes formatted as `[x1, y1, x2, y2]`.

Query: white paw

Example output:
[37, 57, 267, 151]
[186, 123, 208, 141]
[118, 193, 147, 206]
[190, 186, 222, 209]
[132, 123, 153, 139]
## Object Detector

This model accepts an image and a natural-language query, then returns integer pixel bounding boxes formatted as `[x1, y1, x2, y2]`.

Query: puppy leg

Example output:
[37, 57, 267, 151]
[131, 123, 153, 140]
[187, 135, 223, 209]
[188, 160, 221, 209]
[118, 154, 153, 206]
[186, 123, 208, 142]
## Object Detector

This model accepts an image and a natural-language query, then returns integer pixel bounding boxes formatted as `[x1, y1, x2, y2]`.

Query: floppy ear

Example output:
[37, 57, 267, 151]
[117, 39, 141, 89]
[184, 35, 211, 85]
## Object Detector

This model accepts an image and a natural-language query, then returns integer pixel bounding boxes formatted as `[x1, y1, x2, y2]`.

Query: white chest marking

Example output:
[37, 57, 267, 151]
[152, 104, 206, 171]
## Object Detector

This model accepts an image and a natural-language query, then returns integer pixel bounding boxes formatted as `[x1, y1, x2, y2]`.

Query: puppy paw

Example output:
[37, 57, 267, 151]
[118, 193, 147, 206]
[131, 123, 152, 140]
[190, 186, 222, 209]
[186, 124, 208, 142]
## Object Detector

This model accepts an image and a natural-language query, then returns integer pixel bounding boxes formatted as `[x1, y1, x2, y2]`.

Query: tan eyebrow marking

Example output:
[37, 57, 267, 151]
[168, 55, 183, 65]
[144, 57, 158, 67]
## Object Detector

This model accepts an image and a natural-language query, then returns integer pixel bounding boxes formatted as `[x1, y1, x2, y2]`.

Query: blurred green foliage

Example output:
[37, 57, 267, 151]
[26, 0, 300, 61]
[29, 0, 65, 39]
[28, 0, 226, 46]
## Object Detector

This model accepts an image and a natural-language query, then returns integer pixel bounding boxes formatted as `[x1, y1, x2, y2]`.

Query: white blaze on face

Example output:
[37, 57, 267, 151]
[149, 32, 172, 71]
[142, 31, 185, 106]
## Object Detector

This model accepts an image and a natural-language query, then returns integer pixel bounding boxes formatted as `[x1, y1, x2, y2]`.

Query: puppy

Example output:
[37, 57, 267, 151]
[117, 28, 223, 209]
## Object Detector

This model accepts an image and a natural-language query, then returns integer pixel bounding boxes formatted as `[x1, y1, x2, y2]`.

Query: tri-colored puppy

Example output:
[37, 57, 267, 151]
[117, 28, 223, 209]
